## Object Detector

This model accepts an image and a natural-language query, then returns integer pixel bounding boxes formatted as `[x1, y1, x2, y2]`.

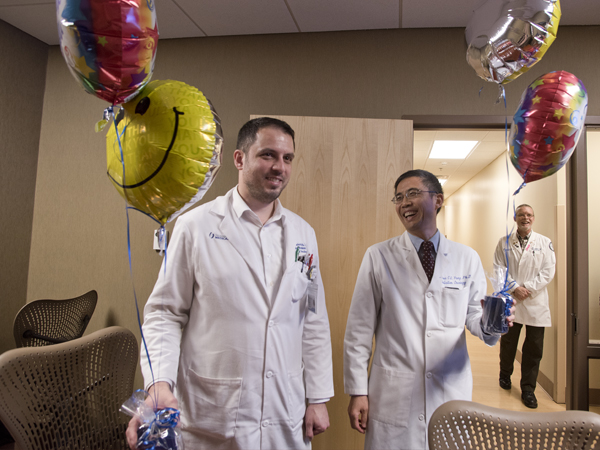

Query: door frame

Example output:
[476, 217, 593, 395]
[567, 116, 600, 410]
[405, 114, 600, 410]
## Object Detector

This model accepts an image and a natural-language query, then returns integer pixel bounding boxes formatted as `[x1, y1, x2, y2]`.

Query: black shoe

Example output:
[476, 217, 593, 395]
[522, 391, 538, 409]
[499, 376, 511, 390]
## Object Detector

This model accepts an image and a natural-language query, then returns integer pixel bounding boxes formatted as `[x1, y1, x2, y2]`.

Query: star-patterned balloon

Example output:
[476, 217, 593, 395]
[57, 0, 159, 105]
[509, 71, 587, 183]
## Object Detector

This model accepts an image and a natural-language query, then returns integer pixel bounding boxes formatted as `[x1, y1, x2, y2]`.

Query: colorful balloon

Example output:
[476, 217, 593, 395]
[509, 71, 587, 183]
[106, 80, 223, 224]
[57, 0, 159, 105]
[466, 0, 561, 84]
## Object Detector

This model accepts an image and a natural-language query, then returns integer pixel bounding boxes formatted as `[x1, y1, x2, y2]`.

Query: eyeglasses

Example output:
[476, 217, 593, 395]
[391, 188, 438, 205]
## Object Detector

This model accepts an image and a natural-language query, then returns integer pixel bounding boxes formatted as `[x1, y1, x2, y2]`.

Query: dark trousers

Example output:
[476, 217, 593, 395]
[499, 323, 545, 393]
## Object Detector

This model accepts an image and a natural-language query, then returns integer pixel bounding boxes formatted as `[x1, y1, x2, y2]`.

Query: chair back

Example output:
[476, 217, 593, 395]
[13, 290, 98, 347]
[429, 400, 600, 450]
[0, 326, 138, 450]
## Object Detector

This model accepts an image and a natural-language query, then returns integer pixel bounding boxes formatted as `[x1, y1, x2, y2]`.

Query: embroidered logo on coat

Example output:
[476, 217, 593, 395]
[209, 232, 228, 241]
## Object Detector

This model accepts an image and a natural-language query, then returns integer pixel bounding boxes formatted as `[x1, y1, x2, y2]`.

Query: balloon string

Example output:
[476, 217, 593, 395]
[502, 92, 516, 294]
[513, 180, 527, 195]
[110, 106, 157, 407]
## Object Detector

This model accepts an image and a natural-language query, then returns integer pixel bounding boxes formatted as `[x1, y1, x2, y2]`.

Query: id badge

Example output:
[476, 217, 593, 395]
[307, 282, 318, 313]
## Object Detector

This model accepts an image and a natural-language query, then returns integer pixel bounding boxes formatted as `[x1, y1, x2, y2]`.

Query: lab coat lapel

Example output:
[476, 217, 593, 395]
[400, 233, 429, 286]
[282, 215, 299, 274]
[432, 234, 451, 289]
[511, 231, 529, 269]
[271, 214, 300, 311]
[212, 191, 267, 295]
[518, 231, 537, 268]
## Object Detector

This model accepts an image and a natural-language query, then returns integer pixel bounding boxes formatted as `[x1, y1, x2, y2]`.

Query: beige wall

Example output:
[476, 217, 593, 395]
[444, 152, 566, 400]
[0, 20, 47, 353]
[22, 26, 600, 390]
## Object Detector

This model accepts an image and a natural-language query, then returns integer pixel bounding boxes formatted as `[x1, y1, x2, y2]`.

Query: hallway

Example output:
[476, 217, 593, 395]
[469, 331, 570, 412]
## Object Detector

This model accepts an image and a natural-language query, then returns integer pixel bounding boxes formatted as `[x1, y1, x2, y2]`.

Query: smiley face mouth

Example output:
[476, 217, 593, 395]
[108, 106, 184, 189]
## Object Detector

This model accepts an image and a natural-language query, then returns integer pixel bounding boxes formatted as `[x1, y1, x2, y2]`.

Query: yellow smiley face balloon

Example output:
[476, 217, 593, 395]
[106, 80, 223, 224]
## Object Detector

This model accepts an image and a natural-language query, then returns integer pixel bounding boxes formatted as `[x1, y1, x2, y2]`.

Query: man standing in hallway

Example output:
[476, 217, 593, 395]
[494, 204, 556, 409]
[344, 169, 514, 450]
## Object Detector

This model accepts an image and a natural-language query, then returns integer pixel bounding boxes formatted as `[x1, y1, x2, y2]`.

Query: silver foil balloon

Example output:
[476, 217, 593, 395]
[465, 0, 561, 84]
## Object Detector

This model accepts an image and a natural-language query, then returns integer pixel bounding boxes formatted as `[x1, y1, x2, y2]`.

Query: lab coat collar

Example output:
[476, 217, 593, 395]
[509, 230, 538, 249]
[399, 232, 451, 287]
[407, 230, 440, 253]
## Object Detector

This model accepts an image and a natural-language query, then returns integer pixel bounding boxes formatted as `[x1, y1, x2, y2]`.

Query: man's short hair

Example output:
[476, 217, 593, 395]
[394, 169, 444, 194]
[516, 204, 534, 215]
[236, 117, 295, 154]
[394, 169, 444, 214]
[515, 204, 534, 221]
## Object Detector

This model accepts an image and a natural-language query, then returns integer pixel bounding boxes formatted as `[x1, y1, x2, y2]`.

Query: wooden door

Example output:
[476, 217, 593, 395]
[252, 115, 413, 449]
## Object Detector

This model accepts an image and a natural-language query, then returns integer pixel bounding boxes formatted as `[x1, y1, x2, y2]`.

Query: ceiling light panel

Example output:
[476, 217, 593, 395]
[429, 140, 478, 159]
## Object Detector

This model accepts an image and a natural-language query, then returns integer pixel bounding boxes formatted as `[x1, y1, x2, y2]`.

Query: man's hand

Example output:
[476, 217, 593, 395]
[348, 395, 369, 434]
[304, 403, 330, 441]
[126, 382, 179, 450]
[512, 286, 530, 301]
[505, 304, 516, 329]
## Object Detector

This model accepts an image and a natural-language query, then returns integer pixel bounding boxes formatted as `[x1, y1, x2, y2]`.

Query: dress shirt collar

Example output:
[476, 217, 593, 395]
[232, 186, 285, 226]
[407, 229, 440, 253]
[517, 230, 532, 248]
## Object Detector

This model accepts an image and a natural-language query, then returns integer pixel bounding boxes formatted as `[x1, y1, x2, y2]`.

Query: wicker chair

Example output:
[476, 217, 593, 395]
[0, 326, 138, 450]
[428, 400, 600, 450]
[13, 290, 97, 347]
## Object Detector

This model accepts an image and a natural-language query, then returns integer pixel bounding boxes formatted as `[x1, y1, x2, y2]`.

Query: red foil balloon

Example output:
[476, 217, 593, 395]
[509, 71, 587, 183]
[57, 0, 159, 105]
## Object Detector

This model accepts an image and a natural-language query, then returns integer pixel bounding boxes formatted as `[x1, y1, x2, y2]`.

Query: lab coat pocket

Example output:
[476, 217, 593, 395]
[441, 287, 469, 328]
[287, 365, 306, 424]
[368, 364, 414, 427]
[186, 370, 243, 440]
[291, 269, 310, 303]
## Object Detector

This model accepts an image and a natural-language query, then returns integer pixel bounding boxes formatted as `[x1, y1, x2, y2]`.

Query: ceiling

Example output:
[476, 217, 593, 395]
[0, 0, 597, 46]
[414, 130, 507, 198]
[0, 0, 596, 197]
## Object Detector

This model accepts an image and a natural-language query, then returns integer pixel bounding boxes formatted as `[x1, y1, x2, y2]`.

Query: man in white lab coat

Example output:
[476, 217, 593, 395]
[126, 117, 334, 449]
[494, 204, 555, 409]
[344, 169, 514, 450]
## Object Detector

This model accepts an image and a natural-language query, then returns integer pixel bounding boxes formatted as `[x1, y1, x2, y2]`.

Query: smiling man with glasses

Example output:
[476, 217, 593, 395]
[494, 204, 556, 409]
[344, 169, 514, 450]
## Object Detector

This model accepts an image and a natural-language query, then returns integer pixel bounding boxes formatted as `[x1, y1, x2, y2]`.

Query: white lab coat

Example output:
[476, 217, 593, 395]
[493, 231, 556, 327]
[344, 232, 498, 450]
[140, 188, 334, 450]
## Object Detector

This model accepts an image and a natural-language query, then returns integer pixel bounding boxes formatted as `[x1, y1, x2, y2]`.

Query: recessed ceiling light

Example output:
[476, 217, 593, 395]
[437, 177, 448, 186]
[430, 140, 478, 159]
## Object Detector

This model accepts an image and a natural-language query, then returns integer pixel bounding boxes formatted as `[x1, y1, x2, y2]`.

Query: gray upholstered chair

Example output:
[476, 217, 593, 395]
[428, 400, 600, 450]
[0, 326, 137, 450]
[13, 289, 97, 347]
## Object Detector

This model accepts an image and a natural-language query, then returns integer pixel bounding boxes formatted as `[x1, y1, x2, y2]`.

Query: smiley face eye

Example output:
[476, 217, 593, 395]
[135, 97, 151, 115]
[115, 107, 125, 125]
